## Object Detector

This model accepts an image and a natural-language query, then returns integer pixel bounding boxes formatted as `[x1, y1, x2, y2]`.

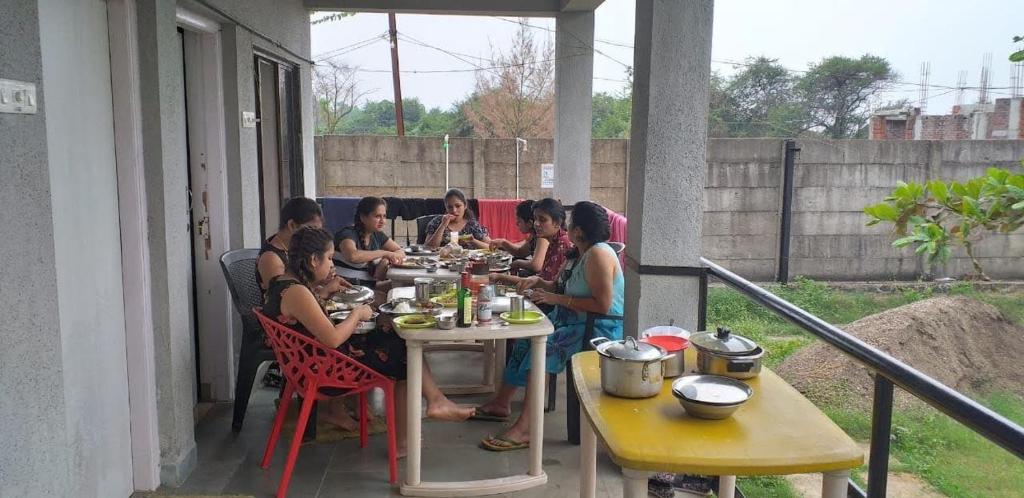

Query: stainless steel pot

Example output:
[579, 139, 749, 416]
[690, 327, 764, 379]
[591, 336, 674, 399]
[641, 335, 689, 378]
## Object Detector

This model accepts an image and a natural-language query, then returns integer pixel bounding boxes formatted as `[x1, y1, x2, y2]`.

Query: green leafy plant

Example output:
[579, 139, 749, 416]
[864, 165, 1024, 280]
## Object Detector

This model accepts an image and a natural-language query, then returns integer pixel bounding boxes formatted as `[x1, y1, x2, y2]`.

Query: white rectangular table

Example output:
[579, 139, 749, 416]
[387, 265, 461, 285]
[393, 307, 554, 496]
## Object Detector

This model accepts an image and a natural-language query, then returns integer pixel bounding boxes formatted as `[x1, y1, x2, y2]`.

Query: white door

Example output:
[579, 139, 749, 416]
[181, 25, 235, 402]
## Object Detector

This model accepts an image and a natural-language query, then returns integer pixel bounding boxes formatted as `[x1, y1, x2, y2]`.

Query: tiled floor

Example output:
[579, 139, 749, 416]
[157, 350, 626, 497]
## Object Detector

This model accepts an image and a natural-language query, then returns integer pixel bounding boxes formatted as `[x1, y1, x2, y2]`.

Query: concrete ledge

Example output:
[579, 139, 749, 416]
[159, 440, 197, 487]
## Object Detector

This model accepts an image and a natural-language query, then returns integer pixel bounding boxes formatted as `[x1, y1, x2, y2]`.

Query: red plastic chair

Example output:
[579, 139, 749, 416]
[255, 310, 398, 497]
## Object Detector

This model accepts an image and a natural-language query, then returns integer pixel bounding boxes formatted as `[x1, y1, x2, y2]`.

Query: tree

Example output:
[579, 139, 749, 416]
[798, 55, 896, 138]
[310, 12, 355, 25]
[864, 166, 1024, 280]
[724, 57, 808, 137]
[1011, 35, 1024, 62]
[462, 22, 555, 138]
[592, 90, 632, 139]
[313, 61, 368, 135]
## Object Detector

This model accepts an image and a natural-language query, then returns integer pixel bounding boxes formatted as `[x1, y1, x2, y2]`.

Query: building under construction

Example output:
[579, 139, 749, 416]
[869, 97, 1024, 140]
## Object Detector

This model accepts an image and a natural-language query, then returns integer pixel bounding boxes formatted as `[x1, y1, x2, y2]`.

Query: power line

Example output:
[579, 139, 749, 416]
[314, 33, 388, 61]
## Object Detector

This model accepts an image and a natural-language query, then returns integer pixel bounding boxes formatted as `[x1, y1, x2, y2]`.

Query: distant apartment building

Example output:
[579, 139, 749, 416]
[869, 97, 1024, 140]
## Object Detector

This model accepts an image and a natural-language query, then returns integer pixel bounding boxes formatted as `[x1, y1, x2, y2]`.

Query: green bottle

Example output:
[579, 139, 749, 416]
[457, 272, 472, 327]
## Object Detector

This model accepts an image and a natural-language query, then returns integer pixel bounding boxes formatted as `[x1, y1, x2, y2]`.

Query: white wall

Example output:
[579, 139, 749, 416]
[38, 0, 134, 495]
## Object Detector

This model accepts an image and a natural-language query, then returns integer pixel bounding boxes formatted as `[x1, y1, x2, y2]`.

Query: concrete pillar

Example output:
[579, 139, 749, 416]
[553, 11, 594, 204]
[136, 0, 197, 485]
[624, 0, 714, 335]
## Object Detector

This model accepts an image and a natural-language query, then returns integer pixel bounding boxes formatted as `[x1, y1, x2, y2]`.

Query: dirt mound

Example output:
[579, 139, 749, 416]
[776, 296, 1024, 407]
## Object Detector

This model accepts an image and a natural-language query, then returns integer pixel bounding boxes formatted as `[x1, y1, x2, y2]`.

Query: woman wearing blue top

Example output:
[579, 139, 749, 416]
[476, 201, 624, 451]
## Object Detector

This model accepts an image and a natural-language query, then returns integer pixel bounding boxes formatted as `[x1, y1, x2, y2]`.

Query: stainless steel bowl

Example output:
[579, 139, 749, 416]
[671, 375, 752, 420]
[436, 314, 457, 330]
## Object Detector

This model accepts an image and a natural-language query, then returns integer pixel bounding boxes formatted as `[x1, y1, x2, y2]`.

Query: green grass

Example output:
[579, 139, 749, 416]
[825, 393, 1024, 498]
[707, 279, 1024, 497]
[737, 475, 800, 498]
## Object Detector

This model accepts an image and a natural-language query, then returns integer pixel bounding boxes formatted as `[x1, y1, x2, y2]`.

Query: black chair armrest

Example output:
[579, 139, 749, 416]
[583, 313, 624, 350]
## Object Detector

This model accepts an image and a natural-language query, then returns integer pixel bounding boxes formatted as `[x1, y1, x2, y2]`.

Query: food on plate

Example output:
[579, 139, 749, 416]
[392, 300, 414, 314]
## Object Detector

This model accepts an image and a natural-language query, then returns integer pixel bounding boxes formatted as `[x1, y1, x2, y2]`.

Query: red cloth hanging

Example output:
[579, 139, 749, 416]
[477, 199, 527, 242]
[606, 208, 628, 244]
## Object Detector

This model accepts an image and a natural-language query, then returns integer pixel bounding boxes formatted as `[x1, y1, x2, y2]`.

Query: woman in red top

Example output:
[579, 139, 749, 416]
[491, 198, 572, 283]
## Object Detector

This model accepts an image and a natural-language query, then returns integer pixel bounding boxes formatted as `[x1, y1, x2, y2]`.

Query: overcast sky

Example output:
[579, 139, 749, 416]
[310, 0, 1023, 115]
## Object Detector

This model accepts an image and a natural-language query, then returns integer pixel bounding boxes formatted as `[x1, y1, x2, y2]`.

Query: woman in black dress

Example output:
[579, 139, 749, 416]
[262, 227, 473, 453]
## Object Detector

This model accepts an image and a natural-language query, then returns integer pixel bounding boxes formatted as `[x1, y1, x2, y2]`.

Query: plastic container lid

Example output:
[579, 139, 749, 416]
[642, 325, 691, 339]
[642, 335, 689, 352]
[689, 327, 758, 355]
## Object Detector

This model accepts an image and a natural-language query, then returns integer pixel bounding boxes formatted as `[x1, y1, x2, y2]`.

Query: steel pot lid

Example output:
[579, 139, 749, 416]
[690, 327, 758, 355]
[596, 336, 666, 362]
[332, 285, 374, 305]
[671, 375, 753, 406]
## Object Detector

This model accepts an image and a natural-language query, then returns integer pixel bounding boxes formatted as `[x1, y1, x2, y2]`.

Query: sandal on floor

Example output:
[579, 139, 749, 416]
[469, 407, 510, 422]
[479, 435, 528, 452]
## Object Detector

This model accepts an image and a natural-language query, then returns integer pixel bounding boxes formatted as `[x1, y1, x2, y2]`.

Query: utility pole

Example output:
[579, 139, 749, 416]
[388, 12, 405, 136]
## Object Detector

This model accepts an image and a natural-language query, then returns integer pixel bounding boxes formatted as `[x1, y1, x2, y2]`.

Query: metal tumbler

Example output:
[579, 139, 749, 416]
[509, 294, 525, 319]
[414, 278, 434, 305]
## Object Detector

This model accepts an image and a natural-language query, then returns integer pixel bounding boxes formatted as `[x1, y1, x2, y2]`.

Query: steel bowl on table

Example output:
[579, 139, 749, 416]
[671, 374, 753, 420]
[379, 297, 444, 316]
[689, 327, 764, 379]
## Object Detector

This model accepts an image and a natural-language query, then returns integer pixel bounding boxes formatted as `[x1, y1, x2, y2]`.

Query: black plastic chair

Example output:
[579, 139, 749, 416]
[220, 249, 278, 433]
[607, 242, 625, 255]
[415, 215, 441, 245]
[565, 313, 624, 444]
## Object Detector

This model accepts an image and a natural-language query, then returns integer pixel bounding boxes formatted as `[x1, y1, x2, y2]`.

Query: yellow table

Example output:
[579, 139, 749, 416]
[572, 350, 863, 498]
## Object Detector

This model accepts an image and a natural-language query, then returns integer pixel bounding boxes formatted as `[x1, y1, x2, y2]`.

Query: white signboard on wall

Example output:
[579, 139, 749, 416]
[541, 163, 555, 188]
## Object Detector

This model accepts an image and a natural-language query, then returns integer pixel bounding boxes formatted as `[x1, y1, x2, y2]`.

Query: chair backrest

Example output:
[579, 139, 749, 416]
[220, 248, 263, 319]
[254, 310, 389, 395]
[607, 242, 625, 255]
[415, 215, 441, 245]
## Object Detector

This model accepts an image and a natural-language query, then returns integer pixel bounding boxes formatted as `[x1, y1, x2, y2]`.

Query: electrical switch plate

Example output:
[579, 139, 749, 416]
[241, 111, 257, 128]
[0, 78, 38, 114]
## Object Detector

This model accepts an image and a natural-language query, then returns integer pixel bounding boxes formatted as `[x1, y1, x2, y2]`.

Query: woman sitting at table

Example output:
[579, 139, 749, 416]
[424, 188, 490, 249]
[258, 196, 348, 297]
[488, 200, 542, 275]
[490, 198, 572, 281]
[335, 196, 405, 289]
[263, 227, 474, 449]
[475, 201, 624, 451]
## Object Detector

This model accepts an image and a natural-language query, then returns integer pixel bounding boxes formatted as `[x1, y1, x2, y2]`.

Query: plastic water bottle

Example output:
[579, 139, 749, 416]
[477, 284, 494, 323]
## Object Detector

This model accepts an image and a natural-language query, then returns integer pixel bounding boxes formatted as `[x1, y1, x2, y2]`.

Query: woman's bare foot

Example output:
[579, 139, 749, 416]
[321, 407, 359, 432]
[475, 399, 511, 418]
[425, 399, 475, 421]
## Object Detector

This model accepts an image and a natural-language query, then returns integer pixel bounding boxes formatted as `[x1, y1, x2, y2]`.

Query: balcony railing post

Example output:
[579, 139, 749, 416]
[867, 375, 895, 498]
[698, 270, 708, 332]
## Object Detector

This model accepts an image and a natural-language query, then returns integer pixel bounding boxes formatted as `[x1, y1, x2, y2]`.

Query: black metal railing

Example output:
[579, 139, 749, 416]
[696, 257, 1024, 498]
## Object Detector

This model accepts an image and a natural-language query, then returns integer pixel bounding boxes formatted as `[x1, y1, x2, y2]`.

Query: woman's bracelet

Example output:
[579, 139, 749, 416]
[566, 295, 574, 309]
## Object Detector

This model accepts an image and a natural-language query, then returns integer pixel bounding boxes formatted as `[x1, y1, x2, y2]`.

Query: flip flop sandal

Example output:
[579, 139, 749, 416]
[468, 407, 510, 422]
[479, 435, 528, 452]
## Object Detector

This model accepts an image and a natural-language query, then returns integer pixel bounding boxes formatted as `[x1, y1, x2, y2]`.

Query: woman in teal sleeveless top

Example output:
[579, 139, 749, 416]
[476, 201, 624, 451]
